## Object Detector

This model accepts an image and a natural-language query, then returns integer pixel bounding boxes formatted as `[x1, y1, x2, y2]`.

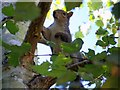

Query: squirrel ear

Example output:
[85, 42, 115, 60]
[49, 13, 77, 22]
[67, 11, 73, 18]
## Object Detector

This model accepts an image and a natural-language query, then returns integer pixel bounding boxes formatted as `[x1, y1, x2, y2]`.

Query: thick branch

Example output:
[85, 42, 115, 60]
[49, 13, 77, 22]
[20, 2, 51, 67]
[19, 2, 56, 89]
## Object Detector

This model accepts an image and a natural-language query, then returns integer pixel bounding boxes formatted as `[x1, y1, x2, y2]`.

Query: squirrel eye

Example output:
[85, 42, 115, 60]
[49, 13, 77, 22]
[63, 12, 66, 16]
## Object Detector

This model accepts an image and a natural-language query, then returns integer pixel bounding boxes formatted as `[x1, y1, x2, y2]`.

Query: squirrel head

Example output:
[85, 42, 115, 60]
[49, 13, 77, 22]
[53, 9, 73, 23]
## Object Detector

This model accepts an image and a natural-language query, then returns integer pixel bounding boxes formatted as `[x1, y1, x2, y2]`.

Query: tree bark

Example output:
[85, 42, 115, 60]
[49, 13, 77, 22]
[20, 2, 56, 89]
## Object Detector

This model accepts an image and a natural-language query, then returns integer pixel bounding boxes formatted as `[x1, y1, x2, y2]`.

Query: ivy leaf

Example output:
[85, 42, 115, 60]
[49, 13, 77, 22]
[57, 70, 76, 85]
[2, 4, 15, 16]
[6, 20, 19, 34]
[96, 27, 108, 35]
[61, 38, 84, 54]
[95, 20, 104, 27]
[75, 31, 84, 39]
[14, 2, 39, 21]
[65, 2, 82, 11]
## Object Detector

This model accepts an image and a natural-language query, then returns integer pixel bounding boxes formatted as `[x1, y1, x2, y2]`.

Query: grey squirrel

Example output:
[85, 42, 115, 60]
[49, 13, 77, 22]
[39, 9, 73, 54]
[39, 9, 85, 70]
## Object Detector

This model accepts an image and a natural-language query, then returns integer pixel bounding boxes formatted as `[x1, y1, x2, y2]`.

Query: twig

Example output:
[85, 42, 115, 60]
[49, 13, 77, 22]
[34, 54, 52, 56]
[84, 73, 105, 87]
[2, 16, 13, 22]
[67, 60, 89, 69]
[1, 16, 13, 26]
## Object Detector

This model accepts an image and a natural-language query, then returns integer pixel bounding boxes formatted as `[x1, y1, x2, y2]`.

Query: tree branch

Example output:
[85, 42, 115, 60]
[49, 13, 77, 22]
[19, 2, 56, 89]
[20, 2, 51, 68]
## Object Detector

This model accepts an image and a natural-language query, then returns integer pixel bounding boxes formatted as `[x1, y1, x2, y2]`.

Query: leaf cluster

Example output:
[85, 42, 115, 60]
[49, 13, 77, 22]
[96, 34, 117, 48]
[32, 38, 84, 85]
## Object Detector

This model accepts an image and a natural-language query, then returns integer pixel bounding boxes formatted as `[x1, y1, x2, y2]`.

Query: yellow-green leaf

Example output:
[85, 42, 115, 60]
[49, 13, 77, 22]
[65, 2, 82, 11]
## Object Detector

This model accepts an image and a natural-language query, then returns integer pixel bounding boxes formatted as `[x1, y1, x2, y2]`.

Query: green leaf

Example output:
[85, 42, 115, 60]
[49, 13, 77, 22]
[2, 42, 31, 66]
[85, 49, 95, 60]
[2, 4, 15, 16]
[95, 20, 104, 27]
[112, 24, 117, 34]
[107, 47, 120, 65]
[7, 53, 19, 67]
[47, 41, 56, 47]
[52, 54, 72, 66]
[96, 40, 107, 47]
[96, 34, 116, 47]
[96, 27, 108, 35]
[14, 2, 39, 21]
[50, 55, 58, 62]
[102, 36, 108, 43]
[75, 31, 84, 39]
[109, 17, 114, 24]
[57, 70, 76, 85]
[107, 0, 114, 7]
[107, 24, 111, 30]
[80, 72, 93, 81]
[32, 61, 51, 75]
[87, 0, 103, 10]
[108, 34, 116, 45]
[112, 2, 120, 19]
[65, 2, 82, 11]
[48, 67, 67, 78]
[89, 14, 95, 21]
[102, 35, 116, 46]
[6, 20, 19, 34]
[79, 64, 105, 78]
[95, 51, 107, 61]
[61, 38, 84, 54]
